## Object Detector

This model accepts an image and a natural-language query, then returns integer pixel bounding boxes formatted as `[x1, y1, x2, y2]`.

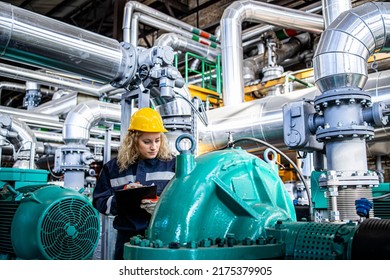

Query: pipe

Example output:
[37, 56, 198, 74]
[31, 91, 79, 115]
[123, 1, 218, 44]
[1, 105, 121, 141]
[197, 69, 390, 155]
[131, 13, 219, 49]
[241, 1, 323, 41]
[155, 33, 220, 62]
[243, 33, 311, 84]
[313, 2, 390, 93]
[0, 2, 135, 84]
[322, 0, 352, 28]
[0, 63, 117, 97]
[63, 101, 121, 145]
[9, 117, 41, 169]
[33, 130, 120, 151]
[220, 0, 324, 106]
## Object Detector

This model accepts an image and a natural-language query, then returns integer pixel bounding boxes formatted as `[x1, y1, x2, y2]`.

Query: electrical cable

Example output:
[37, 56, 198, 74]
[224, 137, 313, 221]
[372, 192, 390, 200]
[174, 91, 209, 126]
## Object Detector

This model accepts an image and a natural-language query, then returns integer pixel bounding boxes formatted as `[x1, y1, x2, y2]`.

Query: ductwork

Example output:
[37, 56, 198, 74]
[155, 33, 220, 62]
[0, 2, 136, 85]
[220, 0, 324, 106]
[314, 2, 390, 93]
[63, 101, 121, 145]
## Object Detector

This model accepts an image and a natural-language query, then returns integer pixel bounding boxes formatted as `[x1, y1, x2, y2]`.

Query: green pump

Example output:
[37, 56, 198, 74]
[124, 134, 296, 260]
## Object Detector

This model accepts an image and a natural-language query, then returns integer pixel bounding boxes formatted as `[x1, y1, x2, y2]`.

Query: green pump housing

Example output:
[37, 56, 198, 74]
[124, 142, 390, 260]
[124, 146, 297, 260]
[0, 167, 100, 260]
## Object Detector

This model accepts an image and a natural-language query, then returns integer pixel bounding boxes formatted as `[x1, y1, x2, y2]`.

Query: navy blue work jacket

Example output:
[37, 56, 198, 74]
[92, 157, 176, 232]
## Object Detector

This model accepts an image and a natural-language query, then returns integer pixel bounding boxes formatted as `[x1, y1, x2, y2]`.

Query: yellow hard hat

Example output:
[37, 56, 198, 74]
[128, 108, 168, 132]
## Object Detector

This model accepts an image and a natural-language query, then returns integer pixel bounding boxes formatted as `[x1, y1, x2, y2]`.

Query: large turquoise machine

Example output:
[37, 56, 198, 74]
[0, 168, 100, 260]
[124, 135, 390, 260]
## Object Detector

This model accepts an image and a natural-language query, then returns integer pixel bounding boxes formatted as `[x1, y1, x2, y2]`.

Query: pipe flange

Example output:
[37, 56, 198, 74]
[318, 170, 378, 187]
[316, 126, 374, 141]
[314, 88, 371, 108]
[110, 42, 138, 88]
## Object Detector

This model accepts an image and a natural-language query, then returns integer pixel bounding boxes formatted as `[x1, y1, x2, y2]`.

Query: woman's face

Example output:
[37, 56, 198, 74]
[137, 132, 162, 160]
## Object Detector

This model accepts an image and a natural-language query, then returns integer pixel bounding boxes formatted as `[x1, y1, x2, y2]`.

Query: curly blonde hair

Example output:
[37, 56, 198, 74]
[117, 130, 173, 172]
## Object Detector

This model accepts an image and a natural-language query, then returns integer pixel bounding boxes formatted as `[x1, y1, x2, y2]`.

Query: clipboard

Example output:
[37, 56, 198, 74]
[114, 185, 157, 216]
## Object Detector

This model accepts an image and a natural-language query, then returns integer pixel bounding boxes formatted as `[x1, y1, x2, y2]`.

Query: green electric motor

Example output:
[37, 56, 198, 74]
[124, 144, 296, 260]
[0, 169, 100, 260]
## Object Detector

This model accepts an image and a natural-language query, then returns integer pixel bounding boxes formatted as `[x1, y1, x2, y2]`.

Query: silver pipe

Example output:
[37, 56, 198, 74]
[221, 0, 324, 106]
[131, 13, 219, 49]
[198, 69, 390, 154]
[314, 2, 390, 93]
[0, 2, 132, 83]
[241, 2, 323, 41]
[0, 63, 115, 97]
[34, 130, 120, 151]
[9, 117, 40, 169]
[63, 101, 121, 145]
[155, 33, 220, 62]
[123, 1, 218, 44]
[1, 105, 121, 140]
[31, 91, 79, 115]
[322, 0, 352, 28]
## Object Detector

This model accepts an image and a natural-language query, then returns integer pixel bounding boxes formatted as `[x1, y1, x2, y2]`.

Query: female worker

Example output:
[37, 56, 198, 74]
[92, 107, 176, 260]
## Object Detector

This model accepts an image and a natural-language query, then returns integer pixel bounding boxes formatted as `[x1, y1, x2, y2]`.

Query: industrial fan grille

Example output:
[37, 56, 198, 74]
[40, 197, 99, 260]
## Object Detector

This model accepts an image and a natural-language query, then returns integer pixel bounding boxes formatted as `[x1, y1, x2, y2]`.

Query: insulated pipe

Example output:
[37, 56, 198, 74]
[63, 101, 121, 145]
[31, 92, 79, 115]
[197, 69, 390, 155]
[0, 63, 117, 97]
[155, 33, 220, 62]
[123, 1, 218, 44]
[1, 105, 121, 140]
[322, 0, 352, 28]
[33, 130, 120, 151]
[221, 0, 324, 106]
[0, 2, 135, 84]
[313, 2, 390, 93]
[131, 13, 219, 49]
[9, 117, 40, 169]
[241, 1, 323, 41]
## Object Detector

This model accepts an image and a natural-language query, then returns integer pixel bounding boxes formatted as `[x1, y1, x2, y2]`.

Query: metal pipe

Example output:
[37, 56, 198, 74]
[9, 117, 40, 169]
[131, 13, 219, 49]
[313, 2, 390, 93]
[33, 130, 120, 151]
[0, 2, 133, 83]
[241, 2, 323, 41]
[123, 1, 218, 44]
[221, 0, 324, 106]
[0, 63, 116, 97]
[31, 92, 79, 115]
[322, 0, 352, 28]
[197, 69, 390, 154]
[63, 101, 121, 145]
[155, 33, 220, 62]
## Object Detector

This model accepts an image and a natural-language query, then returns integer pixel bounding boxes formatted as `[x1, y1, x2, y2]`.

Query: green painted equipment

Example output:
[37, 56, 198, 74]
[124, 144, 296, 259]
[0, 167, 100, 260]
[124, 136, 390, 260]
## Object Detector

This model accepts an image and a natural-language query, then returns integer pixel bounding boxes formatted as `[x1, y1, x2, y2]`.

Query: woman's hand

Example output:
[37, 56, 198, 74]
[123, 182, 143, 189]
[140, 197, 159, 215]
